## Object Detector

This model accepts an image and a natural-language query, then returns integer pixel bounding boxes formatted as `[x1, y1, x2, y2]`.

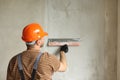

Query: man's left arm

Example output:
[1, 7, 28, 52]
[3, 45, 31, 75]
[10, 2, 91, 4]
[6, 57, 17, 80]
[6, 62, 14, 80]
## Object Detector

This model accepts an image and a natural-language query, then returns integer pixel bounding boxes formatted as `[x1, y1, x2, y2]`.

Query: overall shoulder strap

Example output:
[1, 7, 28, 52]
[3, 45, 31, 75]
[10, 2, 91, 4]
[17, 54, 25, 80]
[31, 52, 42, 80]
[17, 52, 42, 80]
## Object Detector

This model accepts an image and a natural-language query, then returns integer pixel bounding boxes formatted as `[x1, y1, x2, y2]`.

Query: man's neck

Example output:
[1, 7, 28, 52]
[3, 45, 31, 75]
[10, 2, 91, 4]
[27, 46, 41, 51]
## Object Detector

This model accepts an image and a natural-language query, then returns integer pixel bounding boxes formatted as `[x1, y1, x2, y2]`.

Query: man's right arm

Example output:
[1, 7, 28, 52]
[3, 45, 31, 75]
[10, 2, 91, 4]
[58, 44, 68, 72]
[58, 51, 67, 72]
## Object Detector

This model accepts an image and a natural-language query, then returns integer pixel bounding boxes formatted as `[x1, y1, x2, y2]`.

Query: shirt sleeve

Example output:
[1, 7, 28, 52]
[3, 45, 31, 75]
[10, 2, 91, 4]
[48, 54, 60, 72]
[6, 56, 17, 80]
[7, 62, 13, 80]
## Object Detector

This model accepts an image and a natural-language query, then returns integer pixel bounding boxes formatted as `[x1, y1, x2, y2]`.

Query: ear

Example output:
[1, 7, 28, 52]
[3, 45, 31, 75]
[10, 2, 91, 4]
[36, 39, 41, 46]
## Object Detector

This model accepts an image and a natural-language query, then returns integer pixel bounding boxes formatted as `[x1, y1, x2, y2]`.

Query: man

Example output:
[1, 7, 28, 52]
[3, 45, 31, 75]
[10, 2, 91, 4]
[7, 23, 68, 80]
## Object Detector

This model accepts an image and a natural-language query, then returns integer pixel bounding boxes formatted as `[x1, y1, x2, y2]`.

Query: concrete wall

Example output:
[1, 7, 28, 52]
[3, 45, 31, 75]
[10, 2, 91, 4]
[0, 0, 117, 80]
[45, 0, 117, 80]
[104, 0, 117, 80]
[46, 0, 106, 80]
[118, 0, 120, 80]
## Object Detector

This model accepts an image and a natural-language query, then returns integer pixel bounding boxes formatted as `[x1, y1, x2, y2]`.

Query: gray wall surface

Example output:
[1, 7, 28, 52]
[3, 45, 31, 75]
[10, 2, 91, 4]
[118, 0, 120, 80]
[0, 0, 117, 80]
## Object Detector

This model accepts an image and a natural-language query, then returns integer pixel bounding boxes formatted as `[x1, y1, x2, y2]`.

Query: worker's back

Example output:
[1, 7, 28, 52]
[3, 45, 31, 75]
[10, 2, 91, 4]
[7, 50, 60, 80]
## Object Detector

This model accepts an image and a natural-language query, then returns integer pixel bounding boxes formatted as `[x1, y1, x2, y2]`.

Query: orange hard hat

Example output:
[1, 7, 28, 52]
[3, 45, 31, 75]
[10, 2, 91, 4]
[22, 23, 48, 42]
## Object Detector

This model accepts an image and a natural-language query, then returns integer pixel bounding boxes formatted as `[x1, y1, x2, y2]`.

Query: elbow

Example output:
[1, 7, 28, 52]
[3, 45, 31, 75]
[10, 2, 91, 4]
[59, 67, 67, 72]
[62, 67, 67, 72]
[58, 63, 67, 72]
[62, 64, 67, 72]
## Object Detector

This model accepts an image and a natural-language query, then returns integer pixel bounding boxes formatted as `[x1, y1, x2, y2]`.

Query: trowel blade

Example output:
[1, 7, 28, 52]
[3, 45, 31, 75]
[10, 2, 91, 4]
[48, 38, 80, 46]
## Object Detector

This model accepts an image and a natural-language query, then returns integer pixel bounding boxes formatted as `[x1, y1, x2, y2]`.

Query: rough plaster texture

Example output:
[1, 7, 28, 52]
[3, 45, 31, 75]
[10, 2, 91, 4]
[45, 0, 117, 80]
[46, 0, 105, 80]
[0, 0, 117, 80]
[104, 0, 117, 80]
[118, 0, 120, 80]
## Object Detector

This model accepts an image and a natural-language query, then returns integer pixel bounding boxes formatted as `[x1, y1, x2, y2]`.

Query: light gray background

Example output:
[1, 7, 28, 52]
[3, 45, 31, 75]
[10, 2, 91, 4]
[0, 0, 118, 80]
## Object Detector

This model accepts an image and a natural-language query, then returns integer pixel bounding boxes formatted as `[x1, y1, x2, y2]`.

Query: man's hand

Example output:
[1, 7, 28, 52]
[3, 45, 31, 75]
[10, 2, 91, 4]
[60, 44, 68, 53]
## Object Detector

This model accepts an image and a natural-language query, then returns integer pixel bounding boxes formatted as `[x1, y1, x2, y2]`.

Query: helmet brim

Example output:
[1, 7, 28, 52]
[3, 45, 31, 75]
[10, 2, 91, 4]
[42, 32, 48, 37]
